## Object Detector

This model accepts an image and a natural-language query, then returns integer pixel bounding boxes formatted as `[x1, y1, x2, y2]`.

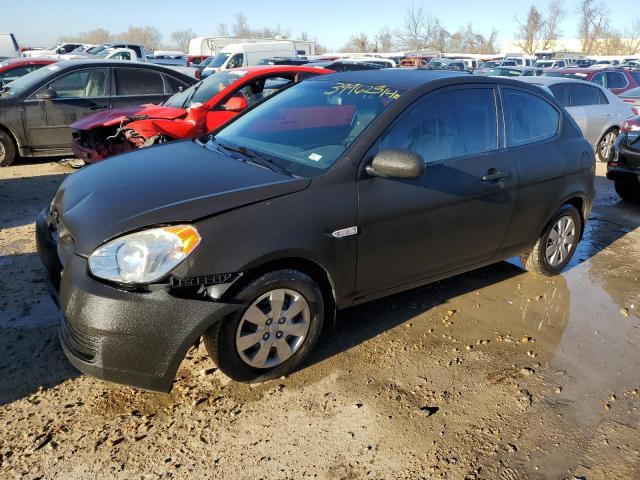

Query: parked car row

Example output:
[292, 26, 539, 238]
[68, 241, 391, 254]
[0, 61, 197, 166]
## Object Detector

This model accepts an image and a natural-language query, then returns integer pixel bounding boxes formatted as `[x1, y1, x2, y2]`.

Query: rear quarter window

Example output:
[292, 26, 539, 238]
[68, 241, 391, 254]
[503, 88, 560, 147]
[570, 84, 603, 106]
[115, 68, 165, 95]
[163, 74, 189, 94]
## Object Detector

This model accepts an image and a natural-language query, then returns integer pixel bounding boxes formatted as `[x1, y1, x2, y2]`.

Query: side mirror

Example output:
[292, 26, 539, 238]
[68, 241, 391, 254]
[223, 96, 247, 112]
[366, 149, 425, 179]
[36, 88, 57, 100]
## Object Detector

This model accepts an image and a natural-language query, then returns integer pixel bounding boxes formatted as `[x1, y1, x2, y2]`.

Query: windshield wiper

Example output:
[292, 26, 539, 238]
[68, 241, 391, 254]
[214, 140, 291, 176]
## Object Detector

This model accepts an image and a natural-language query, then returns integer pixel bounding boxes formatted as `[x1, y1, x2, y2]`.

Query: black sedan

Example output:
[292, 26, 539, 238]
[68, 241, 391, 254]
[0, 60, 196, 166]
[608, 116, 640, 200]
[37, 70, 595, 391]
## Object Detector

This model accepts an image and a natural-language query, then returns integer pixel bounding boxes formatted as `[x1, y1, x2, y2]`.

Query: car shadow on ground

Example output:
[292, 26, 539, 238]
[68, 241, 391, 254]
[0, 172, 70, 229]
[0, 251, 79, 406]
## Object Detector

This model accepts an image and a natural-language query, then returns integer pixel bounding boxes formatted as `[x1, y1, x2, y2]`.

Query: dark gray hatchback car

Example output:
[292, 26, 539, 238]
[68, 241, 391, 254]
[37, 70, 595, 391]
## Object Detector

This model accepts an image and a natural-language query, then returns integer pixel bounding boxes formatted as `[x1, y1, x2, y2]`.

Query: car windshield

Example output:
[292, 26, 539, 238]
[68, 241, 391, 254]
[482, 61, 500, 68]
[0, 63, 60, 96]
[621, 87, 640, 98]
[162, 69, 248, 108]
[87, 45, 107, 55]
[209, 79, 403, 177]
[534, 61, 553, 67]
[94, 49, 114, 59]
[486, 68, 520, 77]
[209, 53, 230, 68]
[199, 56, 214, 67]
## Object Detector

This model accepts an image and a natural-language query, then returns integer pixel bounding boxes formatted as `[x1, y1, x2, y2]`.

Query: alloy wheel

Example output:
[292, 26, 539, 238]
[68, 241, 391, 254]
[0, 141, 5, 161]
[235, 288, 311, 369]
[545, 216, 576, 267]
[599, 131, 617, 161]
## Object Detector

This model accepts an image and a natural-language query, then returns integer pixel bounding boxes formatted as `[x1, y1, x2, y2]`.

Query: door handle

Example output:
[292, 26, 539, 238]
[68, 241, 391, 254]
[482, 169, 509, 182]
[603, 113, 612, 117]
[88, 104, 107, 110]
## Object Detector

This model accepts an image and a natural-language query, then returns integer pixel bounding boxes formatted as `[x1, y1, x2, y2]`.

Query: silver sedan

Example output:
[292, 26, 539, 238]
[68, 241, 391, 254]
[517, 76, 635, 162]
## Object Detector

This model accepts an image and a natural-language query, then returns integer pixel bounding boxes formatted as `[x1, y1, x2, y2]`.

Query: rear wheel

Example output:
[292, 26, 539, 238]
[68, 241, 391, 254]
[596, 128, 618, 163]
[614, 178, 640, 201]
[0, 130, 16, 167]
[204, 270, 324, 382]
[521, 205, 582, 276]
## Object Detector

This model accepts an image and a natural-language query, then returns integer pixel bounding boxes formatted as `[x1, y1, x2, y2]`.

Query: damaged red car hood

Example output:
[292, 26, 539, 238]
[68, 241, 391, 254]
[71, 104, 187, 130]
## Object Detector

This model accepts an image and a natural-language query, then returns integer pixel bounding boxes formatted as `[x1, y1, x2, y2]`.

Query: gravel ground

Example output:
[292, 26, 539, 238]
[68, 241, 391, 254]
[0, 160, 639, 480]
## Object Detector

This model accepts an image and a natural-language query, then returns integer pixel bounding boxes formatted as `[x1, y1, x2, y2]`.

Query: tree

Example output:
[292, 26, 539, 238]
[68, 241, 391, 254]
[397, 5, 428, 50]
[171, 28, 194, 53]
[541, 0, 564, 50]
[514, 6, 544, 55]
[120, 26, 163, 50]
[623, 18, 640, 55]
[514, 1, 564, 55]
[578, 0, 610, 54]
[214, 23, 230, 37]
[375, 26, 394, 52]
[232, 13, 251, 37]
[344, 33, 371, 52]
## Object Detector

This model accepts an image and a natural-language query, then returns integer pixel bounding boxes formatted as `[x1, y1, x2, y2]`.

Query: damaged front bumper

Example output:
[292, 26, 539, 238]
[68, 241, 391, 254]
[36, 209, 243, 392]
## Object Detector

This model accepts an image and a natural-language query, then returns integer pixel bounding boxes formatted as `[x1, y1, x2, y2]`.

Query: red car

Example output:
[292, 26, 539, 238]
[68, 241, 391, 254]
[0, 57, 58, 85]
[544, 68, 640, 95]
[71, 65, 333, 163]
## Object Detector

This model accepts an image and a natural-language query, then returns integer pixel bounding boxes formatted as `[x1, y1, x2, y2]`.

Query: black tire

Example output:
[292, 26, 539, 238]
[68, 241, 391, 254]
[0, 130, 16, 167]
[614, 179, 640, 201]
[520, 205, 582, 277]
[204, 269, 324, 382]
[596, 128, 618, 163]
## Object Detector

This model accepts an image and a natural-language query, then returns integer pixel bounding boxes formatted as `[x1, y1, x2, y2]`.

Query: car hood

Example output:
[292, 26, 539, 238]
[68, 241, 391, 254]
[51, 140, 310, 254]
[71, 104, 187, 130]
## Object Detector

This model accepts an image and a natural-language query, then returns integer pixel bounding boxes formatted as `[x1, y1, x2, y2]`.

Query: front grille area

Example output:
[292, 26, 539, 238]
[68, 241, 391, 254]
[170, 272, 239, 289]
[60, 315, 99, 362]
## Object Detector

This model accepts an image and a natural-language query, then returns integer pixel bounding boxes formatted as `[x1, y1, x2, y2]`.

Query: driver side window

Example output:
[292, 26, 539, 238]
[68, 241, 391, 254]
[227, 53, 244, 69]
[42, 69, 107, 98]
[591, 72, 606, 87]
[381, 88, 498, 163]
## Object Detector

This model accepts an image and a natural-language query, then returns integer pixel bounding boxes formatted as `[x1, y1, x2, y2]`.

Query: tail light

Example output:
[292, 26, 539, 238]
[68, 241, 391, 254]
[621, 118, 640, 133]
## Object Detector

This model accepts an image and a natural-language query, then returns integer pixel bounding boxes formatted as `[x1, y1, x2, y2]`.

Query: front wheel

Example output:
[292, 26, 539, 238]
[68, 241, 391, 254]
[0, 130, 16, 167]
[204, 270, 324, 382]
[596, 128, 618, 163]
[521, 205, 582, 276]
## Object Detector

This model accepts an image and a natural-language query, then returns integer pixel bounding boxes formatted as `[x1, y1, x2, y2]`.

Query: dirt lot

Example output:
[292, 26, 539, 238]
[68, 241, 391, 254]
[0, 160, 639, 479]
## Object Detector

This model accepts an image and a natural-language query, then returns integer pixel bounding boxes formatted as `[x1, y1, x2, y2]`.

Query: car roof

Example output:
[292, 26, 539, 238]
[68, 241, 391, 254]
[517, 76, 605, 87]
[225, 65, 334, 76]
[0, 57, 57, 66]
[552, 67, 621, 74]
[46, 59, 190, 73]
[306, 69, 472, 90]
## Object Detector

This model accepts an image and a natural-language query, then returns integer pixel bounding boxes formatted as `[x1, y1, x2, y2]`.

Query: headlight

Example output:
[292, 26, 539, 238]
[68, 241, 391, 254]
[88, 225, 201, 284]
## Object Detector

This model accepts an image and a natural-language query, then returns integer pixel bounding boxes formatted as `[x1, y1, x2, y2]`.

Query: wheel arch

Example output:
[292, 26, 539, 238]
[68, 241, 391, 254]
[0, 122, 20, 149]
[221, 256, 338, 331]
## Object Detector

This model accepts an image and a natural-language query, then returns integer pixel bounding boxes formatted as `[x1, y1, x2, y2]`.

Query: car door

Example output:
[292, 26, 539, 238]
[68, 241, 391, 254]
[24, 67, 109, 150]
[568, 83, 612, 147]
[109, 67, 169, 110]
[355, 85, 518, 296]
[498, 87, 570, 252]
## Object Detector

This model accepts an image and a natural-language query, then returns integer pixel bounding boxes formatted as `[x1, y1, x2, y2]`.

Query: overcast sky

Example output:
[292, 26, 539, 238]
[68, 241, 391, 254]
[1, 0, 634, 50]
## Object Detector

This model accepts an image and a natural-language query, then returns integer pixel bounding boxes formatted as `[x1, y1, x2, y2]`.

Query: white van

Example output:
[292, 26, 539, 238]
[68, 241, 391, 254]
[0, 33, 20, 60]
[202, 42, 297, 76]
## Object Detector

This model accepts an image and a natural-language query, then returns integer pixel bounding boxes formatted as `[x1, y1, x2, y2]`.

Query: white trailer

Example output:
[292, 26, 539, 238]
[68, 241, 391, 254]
[189, 36, 315, 59]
